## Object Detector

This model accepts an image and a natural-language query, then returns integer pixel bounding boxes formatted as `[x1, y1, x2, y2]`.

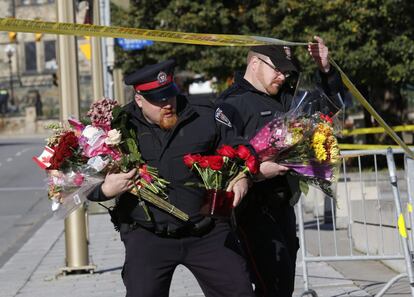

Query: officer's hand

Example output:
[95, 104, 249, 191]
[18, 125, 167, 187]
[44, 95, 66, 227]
[256, 161, 289, 180]
[230, 177, 252, 207]
[308, 35, 330, 73]
[101, 168, 137, 198]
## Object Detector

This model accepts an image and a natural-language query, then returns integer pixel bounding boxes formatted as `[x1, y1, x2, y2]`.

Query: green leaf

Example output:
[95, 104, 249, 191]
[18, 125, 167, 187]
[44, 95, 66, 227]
[112, 106, 122, 121]
[129, 128, 137, 140]
[126, 138, 138, 153]
[125, 138, 141, 162]
[129, 153, 139, 163]
[184, 181, 206, 188]
[120, 155, 130, 172]
[80, 117, 91, 126]
[299, 180, 309, 196]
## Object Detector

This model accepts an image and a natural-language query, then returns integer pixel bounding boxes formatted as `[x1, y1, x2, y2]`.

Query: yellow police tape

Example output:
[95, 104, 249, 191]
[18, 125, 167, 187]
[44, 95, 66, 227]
[398, 213, 408, 238]
[0, 18, 307, 47]
[339, 144, 414, 150]
[0, 18, 412, 158]
[329, 59, 414, 159]
[342, 125, 414, 136]
[408, 203, 413, 213]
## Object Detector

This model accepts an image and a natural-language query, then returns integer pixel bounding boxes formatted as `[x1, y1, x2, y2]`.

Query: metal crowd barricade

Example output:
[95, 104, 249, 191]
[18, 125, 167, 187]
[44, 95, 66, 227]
[296, 148, 414, 297]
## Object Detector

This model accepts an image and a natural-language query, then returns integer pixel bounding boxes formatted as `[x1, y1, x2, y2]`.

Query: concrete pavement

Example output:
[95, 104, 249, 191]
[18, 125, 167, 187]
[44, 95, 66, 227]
[0, 212, 410, 297]
[0, 137, 52, 268]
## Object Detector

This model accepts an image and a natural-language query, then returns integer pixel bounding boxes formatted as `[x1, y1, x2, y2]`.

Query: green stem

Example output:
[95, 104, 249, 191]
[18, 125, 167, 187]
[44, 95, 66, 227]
[194, 164, 209, 189]
[130, 186, 189, 221]
[132, 184, 152, 221]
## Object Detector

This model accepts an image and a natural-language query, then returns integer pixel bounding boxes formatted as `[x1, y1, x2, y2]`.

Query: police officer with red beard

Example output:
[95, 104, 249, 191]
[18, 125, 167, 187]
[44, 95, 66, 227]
[216, 37, 345, 296]
[88, 59, 255, 297]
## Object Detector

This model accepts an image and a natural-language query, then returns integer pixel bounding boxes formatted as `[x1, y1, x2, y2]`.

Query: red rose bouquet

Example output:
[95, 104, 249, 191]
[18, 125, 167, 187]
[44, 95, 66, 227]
[33, 121, 112, 218]
[33, 98, 188, 221]
[183, 145, 259, 217]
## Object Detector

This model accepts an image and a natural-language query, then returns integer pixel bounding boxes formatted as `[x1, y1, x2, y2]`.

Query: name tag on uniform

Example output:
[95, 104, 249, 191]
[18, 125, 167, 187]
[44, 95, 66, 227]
[260, 111, 272, 116]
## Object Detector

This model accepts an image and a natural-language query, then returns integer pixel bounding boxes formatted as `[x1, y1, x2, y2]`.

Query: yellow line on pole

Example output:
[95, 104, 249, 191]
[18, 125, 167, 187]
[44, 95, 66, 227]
[398, 213, 408, 238]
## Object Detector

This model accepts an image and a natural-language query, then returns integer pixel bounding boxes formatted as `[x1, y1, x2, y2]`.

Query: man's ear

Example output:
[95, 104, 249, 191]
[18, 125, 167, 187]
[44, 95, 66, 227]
[251, 56, 260, 72]
[135, 93, 143, 108]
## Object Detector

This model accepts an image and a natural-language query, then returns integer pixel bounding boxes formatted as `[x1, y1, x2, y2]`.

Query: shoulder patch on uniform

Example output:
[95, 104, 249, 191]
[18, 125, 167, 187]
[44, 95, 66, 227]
[215, 108, 232, 128]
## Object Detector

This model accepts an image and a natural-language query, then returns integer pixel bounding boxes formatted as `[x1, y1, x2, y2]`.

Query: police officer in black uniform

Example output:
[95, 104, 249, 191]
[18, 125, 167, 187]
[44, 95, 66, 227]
[216, 36, 344, 296]
[88, 59, 255, 297]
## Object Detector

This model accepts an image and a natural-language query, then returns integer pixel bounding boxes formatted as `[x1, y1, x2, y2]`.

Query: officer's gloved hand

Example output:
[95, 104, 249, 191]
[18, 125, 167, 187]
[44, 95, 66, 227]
[255, 161, 289, 181]
[101, 168, 137, 198]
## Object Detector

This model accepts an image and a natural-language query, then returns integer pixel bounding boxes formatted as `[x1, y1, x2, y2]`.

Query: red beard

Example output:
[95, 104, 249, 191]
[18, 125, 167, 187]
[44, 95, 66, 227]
[159, 109, 178, 130]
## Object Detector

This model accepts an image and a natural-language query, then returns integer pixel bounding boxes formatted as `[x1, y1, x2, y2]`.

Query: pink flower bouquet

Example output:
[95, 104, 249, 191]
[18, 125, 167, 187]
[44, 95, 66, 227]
[34, 98, 188, 221]
[250, 109, 341, 197]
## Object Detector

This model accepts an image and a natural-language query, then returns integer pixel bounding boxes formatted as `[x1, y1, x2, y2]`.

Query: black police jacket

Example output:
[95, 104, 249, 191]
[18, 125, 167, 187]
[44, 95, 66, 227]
[88, 95, 245, 230]
[216, 69, 344, 207]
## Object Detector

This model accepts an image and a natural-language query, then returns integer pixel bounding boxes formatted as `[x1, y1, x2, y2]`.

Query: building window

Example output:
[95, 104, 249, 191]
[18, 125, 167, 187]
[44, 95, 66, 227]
[44, 40, 57, 71]
[24, 42, 37, 72]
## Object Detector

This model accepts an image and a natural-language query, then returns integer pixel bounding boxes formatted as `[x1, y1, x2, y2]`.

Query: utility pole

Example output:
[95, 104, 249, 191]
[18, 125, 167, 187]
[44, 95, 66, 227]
[113, 68, 126, 105]
[91, 0, 104, 100]
[56, 0, 95, 275]
[104, 0, 125, 104]
[101, 0, 114, 99]
[87, 0, 115, 215]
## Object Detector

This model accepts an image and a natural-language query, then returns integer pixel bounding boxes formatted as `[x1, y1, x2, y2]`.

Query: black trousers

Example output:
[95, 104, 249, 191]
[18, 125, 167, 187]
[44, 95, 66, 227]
[237, 203, 299, 297]
[121, 221, 254, 297]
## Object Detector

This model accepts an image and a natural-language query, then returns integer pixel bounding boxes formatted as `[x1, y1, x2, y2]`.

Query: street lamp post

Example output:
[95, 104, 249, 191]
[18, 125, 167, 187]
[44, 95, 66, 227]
[56, 0, 95, 275]
[5, 45, 15, 104]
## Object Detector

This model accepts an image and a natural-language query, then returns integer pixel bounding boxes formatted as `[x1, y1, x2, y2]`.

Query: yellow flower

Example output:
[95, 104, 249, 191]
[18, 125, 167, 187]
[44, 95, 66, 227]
[330, 146, 340, 163]
[312, 131, 327, 161]
[327, 136, 340, 163]
[319, 123, 333, 137]
[291, 129, 301, 144]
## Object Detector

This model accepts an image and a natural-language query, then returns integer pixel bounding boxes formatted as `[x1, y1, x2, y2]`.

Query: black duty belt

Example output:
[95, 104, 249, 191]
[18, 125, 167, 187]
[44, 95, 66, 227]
[121, 217, 215, 238]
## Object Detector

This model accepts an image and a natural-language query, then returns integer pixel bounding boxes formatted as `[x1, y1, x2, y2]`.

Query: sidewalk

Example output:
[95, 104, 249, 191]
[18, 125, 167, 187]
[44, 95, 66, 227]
[0, 213, 402, 297]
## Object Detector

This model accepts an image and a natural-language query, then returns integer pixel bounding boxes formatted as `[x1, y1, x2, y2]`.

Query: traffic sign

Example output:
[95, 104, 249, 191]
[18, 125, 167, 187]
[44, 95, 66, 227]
[116, 38, 154, 50]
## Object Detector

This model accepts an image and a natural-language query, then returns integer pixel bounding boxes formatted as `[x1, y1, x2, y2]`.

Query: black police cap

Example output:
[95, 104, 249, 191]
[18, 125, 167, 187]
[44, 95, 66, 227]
[124, 59, 179, 102]
[250, 45, 299, 74]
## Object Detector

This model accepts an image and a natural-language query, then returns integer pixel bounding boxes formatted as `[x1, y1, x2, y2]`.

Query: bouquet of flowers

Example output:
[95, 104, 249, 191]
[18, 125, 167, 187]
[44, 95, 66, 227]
[249, 88, 342, 197]
[183, 145, 259, 217]
[33, 98, 189, 221]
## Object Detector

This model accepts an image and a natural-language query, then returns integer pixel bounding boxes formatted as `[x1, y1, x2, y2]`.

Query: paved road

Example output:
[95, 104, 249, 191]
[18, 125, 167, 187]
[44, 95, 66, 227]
[0, 137, 51, 268]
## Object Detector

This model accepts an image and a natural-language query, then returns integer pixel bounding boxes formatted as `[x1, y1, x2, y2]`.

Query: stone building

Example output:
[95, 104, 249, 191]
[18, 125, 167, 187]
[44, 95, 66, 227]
[0, 0, 93, 119]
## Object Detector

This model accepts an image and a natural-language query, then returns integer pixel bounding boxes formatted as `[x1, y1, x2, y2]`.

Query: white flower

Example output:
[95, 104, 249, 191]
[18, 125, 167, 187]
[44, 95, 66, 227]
[82, 125, 106, 146]
[82, 125, 102, 140]
[105, 129, 122, 146]
[285, 133, 293, 145]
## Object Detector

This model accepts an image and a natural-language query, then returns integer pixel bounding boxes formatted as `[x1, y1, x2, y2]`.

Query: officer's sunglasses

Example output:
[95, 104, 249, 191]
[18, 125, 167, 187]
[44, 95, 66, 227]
[257, 57, 291, 78]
